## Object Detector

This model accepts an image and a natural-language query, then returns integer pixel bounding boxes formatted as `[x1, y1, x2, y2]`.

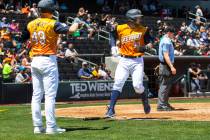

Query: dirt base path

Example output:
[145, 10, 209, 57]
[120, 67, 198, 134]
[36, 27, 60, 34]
[56, 103, 210, 121]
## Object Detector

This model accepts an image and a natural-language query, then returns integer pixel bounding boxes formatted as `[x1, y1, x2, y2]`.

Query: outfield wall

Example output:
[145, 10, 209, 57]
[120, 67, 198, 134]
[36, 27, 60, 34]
[0, 80, 148, 104]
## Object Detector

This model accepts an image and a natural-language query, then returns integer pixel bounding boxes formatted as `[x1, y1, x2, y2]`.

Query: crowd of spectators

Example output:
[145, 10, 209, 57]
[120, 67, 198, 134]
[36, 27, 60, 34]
[0, 0, 39, 18]
[77, 62, 112, 80]
[0, 15, 33, 83]
[144, 19, 210, 56]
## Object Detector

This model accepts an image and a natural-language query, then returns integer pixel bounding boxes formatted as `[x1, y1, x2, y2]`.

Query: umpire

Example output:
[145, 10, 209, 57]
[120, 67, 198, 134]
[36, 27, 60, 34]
[157, 26, 176, 111]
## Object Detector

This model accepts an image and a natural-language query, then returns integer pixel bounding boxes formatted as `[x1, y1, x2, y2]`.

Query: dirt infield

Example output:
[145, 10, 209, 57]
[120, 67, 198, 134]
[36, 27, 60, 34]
[55, 103, 210, 121]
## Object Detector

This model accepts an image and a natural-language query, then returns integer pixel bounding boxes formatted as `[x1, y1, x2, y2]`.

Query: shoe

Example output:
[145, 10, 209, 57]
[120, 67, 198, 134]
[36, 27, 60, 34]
[34, 126, 45, 134]
[141, 93, 151, 114]
[157, 106, 172, 111]
[167, 104, 175, 110]
[46, 126, 66, 134]
[105, 106, 115, 118]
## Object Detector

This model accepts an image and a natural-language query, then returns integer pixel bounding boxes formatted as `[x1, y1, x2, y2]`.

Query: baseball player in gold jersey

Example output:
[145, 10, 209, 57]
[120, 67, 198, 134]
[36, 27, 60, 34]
[23, 0, 80, 134]
[106, 9, 151, 118]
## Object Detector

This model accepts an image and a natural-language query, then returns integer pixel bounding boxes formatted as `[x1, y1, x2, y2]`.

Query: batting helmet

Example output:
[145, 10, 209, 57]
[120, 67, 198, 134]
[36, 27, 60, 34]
[38, 0, 56, 13]
[126, 9, 143, 21]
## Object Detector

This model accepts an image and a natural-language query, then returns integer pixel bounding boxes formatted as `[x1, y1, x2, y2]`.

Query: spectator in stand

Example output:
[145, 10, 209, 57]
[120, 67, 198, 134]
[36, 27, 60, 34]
[28, 3, 39, 18]
[15, 66, 30, 83]
[21, 54, 31, 69]
[2, 57, 13, 83]
[21, 3, 30, 16]
[187, 19, 199, 33]
[98, 63, 112, 80]
[78, 62, 93, 80]
[9, 20, 20, 33]
[188, 63, 201, 92]
[198, 69, 208, 91]
[195, 5, 204, 23]
[0, 17, 9, 28]
[91, 65, 101, 79]
[57, 42, 66, 59]
[65, 43, 78, 63]
[200, 26, 208, 44]
[180, 22, 187, 32]
[5, 0, 15, 13]
[73, 7, 94, 39]
[175, 31, 185, 48]
[186, 33, 200, 55]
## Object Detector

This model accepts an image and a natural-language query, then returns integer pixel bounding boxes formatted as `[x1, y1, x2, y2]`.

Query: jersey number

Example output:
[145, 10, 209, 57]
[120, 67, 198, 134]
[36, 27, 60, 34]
[32, 31, 46, 45]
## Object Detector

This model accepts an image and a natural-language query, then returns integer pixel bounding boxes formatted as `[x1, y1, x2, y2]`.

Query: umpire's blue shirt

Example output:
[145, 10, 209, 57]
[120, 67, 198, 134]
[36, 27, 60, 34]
[158, 35, 174, 63]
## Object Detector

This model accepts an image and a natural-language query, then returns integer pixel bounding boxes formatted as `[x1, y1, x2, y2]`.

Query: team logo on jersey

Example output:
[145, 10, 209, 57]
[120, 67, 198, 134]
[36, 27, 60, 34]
[121, 33, 142, 44]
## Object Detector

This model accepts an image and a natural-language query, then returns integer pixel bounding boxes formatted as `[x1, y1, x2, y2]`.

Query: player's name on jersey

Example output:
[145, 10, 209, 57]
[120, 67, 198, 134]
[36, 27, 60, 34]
[121, 33, 142, 43]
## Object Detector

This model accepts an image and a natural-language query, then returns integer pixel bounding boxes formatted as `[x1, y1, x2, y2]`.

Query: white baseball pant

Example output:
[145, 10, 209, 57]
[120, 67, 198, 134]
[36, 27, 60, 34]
[31, 55, 58, 128]
[113, 57, 144, 94]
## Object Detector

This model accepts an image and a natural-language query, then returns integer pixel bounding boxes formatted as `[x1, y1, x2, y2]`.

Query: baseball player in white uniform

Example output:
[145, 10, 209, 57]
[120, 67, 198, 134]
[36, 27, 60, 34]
[23, 0, 79, 134]
[106, 9, 151, 118]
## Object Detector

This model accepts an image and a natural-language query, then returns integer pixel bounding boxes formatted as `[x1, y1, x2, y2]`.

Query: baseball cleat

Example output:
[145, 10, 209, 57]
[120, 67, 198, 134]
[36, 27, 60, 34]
[105, 106, 115, 118]
[141, 92, 151, 114]
[157, 106, 173, 111]
[34, 126, 45, 134]
[46, 126, 66, 134]
[167, 104, 175, 110]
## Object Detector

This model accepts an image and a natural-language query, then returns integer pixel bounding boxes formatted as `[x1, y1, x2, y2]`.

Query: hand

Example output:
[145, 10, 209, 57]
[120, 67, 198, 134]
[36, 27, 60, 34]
[170, 66, 176, 75]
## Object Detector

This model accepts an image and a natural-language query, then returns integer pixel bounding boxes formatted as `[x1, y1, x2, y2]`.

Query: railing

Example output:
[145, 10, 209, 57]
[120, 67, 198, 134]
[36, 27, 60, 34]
[187, 12, 207, 24]
[77, 54, 105, 66]
[97, 28, 111, 42]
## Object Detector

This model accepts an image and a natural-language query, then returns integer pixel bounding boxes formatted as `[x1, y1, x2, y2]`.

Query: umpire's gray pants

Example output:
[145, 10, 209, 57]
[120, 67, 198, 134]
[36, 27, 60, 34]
[158, 75, 173, 107]
[157, 64, 173, 107]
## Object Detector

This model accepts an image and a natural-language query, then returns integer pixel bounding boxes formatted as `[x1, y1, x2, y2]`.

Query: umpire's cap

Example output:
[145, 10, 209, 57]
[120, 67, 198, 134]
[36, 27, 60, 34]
[38, 0, 56, 13]
[126, 9, 143, 20]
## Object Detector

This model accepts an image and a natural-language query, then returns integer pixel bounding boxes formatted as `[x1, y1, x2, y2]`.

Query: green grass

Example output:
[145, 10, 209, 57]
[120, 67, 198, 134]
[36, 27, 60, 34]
[0, 98, 210, 140]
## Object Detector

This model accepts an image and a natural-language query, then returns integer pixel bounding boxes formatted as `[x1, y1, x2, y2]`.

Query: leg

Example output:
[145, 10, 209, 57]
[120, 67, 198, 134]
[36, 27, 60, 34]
[131, 58, 150, 114]
[106, 61, 129, 117]
[131, 58, 145, 94]
[31, 67, 44, 128]
[43, 65, 59, 129]
[157, 75, 172, 110]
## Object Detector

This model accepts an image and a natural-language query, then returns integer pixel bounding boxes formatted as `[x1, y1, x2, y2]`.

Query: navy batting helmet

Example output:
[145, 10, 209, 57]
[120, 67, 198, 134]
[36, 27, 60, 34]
[126, 9, 143, 20]
[38, 0, 56, 13]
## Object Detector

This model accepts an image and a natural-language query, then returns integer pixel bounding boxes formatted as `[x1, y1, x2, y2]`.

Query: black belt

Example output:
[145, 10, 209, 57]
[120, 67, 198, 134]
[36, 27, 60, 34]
[33, 54, 51, 57]
[121, 55, 141, 58]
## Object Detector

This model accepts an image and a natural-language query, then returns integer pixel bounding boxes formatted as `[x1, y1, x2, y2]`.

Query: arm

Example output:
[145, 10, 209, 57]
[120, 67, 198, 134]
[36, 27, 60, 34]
[69, 22, 79, 34]
[54, 22, 79, 35]
[162, 42, 176, 75]
[78, 69, 92, 79]
[163, 51, 176, 75]
[188, 68, 198, 76]
[163, 52, 173, 69]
